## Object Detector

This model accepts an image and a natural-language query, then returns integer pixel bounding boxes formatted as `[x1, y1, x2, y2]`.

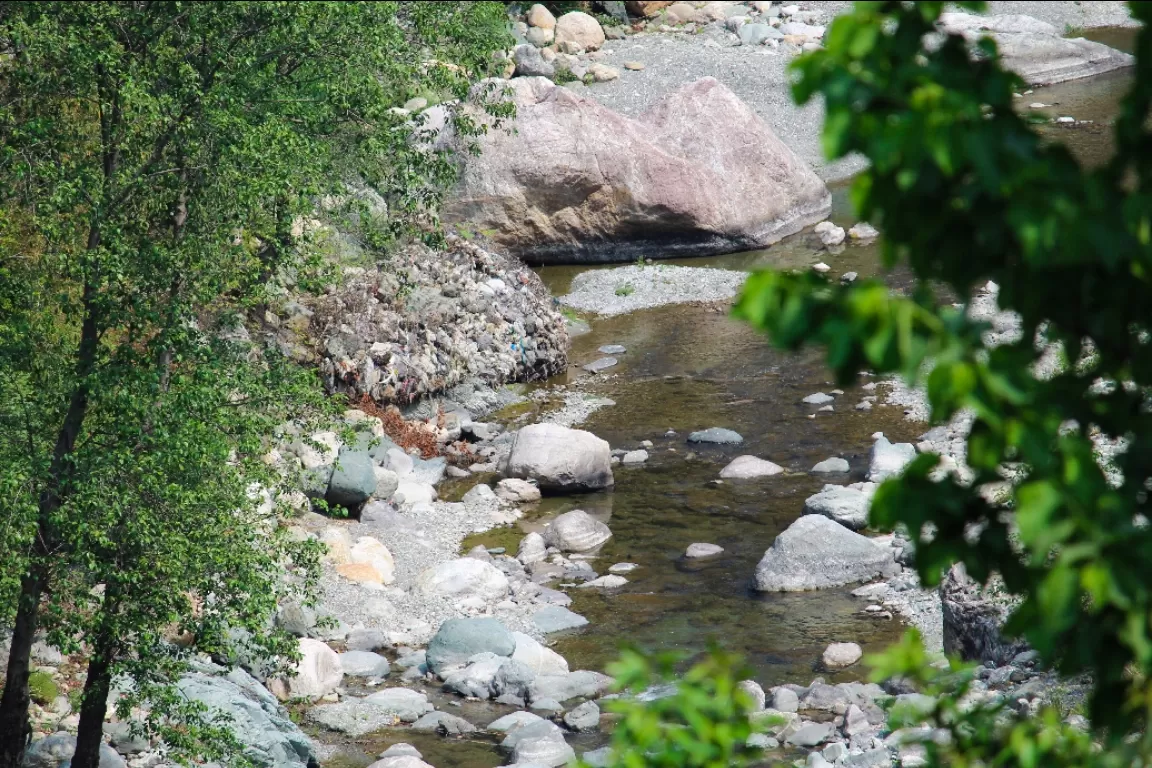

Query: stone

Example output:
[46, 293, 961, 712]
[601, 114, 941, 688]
[380, 744, 422, 759]
[841, 272, 858, 283]
[621, 449, 648, 464]
[844, 704, 872, 737]
[490, 710, 546, 733]
[365, 688, 435, 720]
[426, 617, 516, 675]
[23, 733, 126, 768]
[626, 1, 674, 16]
[688, 427, 744, 445]
[177, 665, 315, 766]
[812, 457, 850, 473]
[779, 21, 825, 38]
[515, 43, 555, 76]
[511, 632, 570, 676]
[384, 447, 414, 476]
[754, 515, 900, 591]
[555, 11, 605, 52]
[340, 650, 391, 678]
[719, 455, 783, 478]
[445, 77, 830, 264]
[582, 746, 615, 767]
[518, 532, 549, 564]
[786, 721, 834, 747]
[373, 467, 400, 499]
[939, 12, 1134, 86]
[392, 480, 436, 508]
[533, 605, 590, 633]
[738, 680, 766, 711]
[349, 536, 396, 585]
[578, 574, 628, 588]
[867, 436, 917, 481]
[803, 392, 834, 405]
[812, 262, 831, 273]
[807, 755, 834, 768]
[623, 60, 646, 71]
[941, 563, 1029, 665]
[492, 657, 537, 700]
[506, 423, 614, 493]
[497, 478, 542, 503]
[803, 484, 873, 531]
[543, 509, 613, 552]
[609, 562, 638, 573]
[509, 721, 576, 767]
[822, 642, 863, 669]
[583, 356, 618, 373]
[410, 710, 479, 735]
[416, 558, 510, 603]
[738, 23, 782, 46]
[442, 653, 507, 699]
[771, 687, 800, 712]
[370, 758, 434, 768]
[346, 628, 388, 652]
[564, 700, 601, 731]
[685, 543, 724, 558]
[589, 63, 620, 82]
[462, 482, 497, 504]
[527, 3, 557, 29]
[530, 670, 614, 703]
[849, 222, 879, 240]
[327, 448, 378, 508]
[276, 601, 317, 637]
[599, 344, 627, 354]
[269, 638, 343, 702]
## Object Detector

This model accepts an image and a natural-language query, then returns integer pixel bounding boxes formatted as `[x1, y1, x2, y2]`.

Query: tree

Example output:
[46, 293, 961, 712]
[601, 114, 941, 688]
[735, 0, 1152, 763]
[0, 3, 511, 766]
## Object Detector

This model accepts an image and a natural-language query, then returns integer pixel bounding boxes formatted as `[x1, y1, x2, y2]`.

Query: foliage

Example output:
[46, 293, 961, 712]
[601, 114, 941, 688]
[0, 2, 512, 765]
[615, 282, 636, 296]
[583, 647, 760, 768]
[25, 672, 58, 706]
[734, 0, 1152, 761]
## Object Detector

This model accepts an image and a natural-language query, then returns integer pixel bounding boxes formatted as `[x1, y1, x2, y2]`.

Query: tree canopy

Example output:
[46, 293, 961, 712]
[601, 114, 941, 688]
[0, 3, 511, 766]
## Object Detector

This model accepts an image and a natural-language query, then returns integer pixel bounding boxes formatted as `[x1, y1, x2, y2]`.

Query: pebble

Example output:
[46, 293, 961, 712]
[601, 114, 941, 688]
[812, 262, 831, 273]
[1056, 116, 1075, 123]
[622, 449, 649, 464]
[623, 60, 646, 70]
[840, 272, 858, 283]
[802, 392, 834, 405]
[599, 344, 627, 354]
[583, 357, 618, 373]
[609, 563, 639, 573]
[685, 543, 724, 558]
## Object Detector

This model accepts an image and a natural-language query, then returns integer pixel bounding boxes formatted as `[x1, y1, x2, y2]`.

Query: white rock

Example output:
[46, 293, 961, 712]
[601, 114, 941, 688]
[812, 262, 831, 273]
[506, 423, 614, 493]
[384, 447, 415, 476]
[349, 536, 396, 585]
[867, 436, 917, 482]
[811, 457, 849, 473]
[738, 680, 766, 711]
[554, 10, 605, 52]
[293, 431, 341, 469]
[416, 558, 510, 602]
[685, 543, 724, 558]
[578, 575, 628, 589]
[496, 478, 542, 503]
[517, 532, 549, 565]
[527, 3, 557, 30]
[392, 480, 436, 508]
[511, 631, 570, 676]
[848, 222, 879, 240]
[319, 527, 353, 564]
[822, 642, 863, 668]
[621, 449, 649, 464]
[719, 455, 784, 479]
[269, 638, 343, 701]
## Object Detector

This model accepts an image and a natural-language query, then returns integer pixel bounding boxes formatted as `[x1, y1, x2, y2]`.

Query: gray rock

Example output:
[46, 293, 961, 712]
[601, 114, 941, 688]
[443, 652, 506, 699]
[847, 748, 891, 768]
[737, 680, 766, 711]
[506, 423, 614, 493]
[380, 744, 423, 759]
[518, 532, 549, 565]
[501, 718, 564, 749]
[543, 510, 612, 552]
[867, 436, 916, 482]
[719, 455, 783, 479]
[685, 543, 724, 558]
[746, 733, 774, 750]
[508, 722, 576, 767]
[754, 515, 899, 591]
[771, 687, 800, 713]
[497, 478, 542, 503]
[533, 605, 589, 634]
[415, 558, 509, 602]
[364, 688, 435, 721]
[940, 11, 1133, 86]
[374, 467, 400, 500]
[599, 344, 626, 354]
[822, 642, 863, 669]
[103, 722, 147, 755]
[395, 650, 426, 669]
[410, 711, 478, 735]
[802, 485, 873, 530]
[309, 698, 411, 736]
[563, 700, 601, 731]
[941, 563, 1028, 665]
[848, 222, 879, 240]
[409, 455, 447, 486]
[621, 449, 649, 464]
[583, 357, 618, 373]
[177, 666, 315, 766]
[514, 43, 556, 78]
[426, 617, 515, 675]
[526, 25, 555, 48]
[738, 23, 782, 45]
[511, 631, 570, 676]
[688, 427, 744, 444]
[346, 628, 388, 653]
[786, 721, 833, 747]
[275, 601, 317, 637]
[493, 657, 537, 700]
[339, 650, 391, 678]
[582, 747, 614, 768]
[462, 483, 496, 504]
[811, 457, 849, 473]
[327, 448, 378, 508]
[23, 733, 125, 768]
[530, 670, 614, 703]
[489, 710, 546, 732]
[802, 392, 834, 405]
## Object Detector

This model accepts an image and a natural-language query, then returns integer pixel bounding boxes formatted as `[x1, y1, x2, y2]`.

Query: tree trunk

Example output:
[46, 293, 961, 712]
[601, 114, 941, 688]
[940, 563, 1029, 665]
[71, 623, 117, 768]
[0, 280, 99, 768]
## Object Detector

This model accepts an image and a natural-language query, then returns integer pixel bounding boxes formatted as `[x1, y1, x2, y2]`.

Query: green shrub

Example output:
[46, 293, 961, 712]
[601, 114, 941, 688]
[27, 671, 59, 706]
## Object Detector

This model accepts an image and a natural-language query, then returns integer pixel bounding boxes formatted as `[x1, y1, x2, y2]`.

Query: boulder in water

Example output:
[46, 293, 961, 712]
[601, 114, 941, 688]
[506, 423, 614, 492]
[754, 515, 899, 591]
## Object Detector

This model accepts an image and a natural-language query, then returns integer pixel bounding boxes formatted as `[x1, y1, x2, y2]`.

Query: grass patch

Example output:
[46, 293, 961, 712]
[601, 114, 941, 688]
[28, 671, 59, 705]
[615, 282, 635, 297]
[1064, 23, 1085, 37]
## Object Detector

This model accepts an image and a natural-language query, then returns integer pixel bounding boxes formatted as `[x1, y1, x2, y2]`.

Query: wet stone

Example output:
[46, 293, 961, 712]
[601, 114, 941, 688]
[583, 357, 618, 373]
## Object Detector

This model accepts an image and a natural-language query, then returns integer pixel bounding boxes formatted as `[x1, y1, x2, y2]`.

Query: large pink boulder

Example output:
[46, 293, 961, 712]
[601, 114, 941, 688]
[444, 77, 830, 264]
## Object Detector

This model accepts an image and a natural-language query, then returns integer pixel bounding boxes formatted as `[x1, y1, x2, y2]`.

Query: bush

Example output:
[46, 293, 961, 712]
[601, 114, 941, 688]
[27, 672, 58, 706]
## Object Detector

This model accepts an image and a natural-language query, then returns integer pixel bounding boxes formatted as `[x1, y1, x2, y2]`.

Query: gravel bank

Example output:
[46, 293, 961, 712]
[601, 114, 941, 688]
[559, 264, 747, 316]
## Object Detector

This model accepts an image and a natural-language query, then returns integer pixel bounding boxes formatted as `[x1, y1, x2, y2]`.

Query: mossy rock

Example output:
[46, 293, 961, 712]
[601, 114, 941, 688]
[27, 671, 59, 705]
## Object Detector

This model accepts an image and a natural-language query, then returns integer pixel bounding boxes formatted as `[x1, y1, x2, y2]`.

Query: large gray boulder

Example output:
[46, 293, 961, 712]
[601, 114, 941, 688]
[802, 484, 874, 530]
[175, 666, 315, 767]
[754, 515, 900, 591]
[506, 423, 613, 493]
[502, 720, 576, 768]
[326, 447, 377, 508]
[308, 689, 433, 736]
[23, 734, 125, 768]
[529, 670, 614, 703]
[415, 558, 509, 602]
[867, 436, 917, 482]
[426, 617, 516, 675]
[939, 12, 1133, 85]
[543, 510, 612, 552]
[444, 77, 830, 263]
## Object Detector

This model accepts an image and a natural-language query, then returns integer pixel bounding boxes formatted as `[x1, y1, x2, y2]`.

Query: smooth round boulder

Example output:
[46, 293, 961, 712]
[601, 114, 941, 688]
[506, 423, 614, 493]
[270, 638, 343, 702]
[720, 455, 783, 479]
[497, 478, 542, 503]
[349, 536, 396, 586]
[685, 543, 724, 558]
[511, 631, 570, 676]
[543, 510, 612, 552]
[867, 435, 917, 482]
[340, 650, 391, 678]
[802, 485, 873, 531]
[688, 427, 743, 445]
[822, 642, 863, 669]
[811, 457, 849, 473]
[426, 617, 515, 675]
[554, 11, 605, 52]
[527, 3, 557, 29]
[754, 515, 899, 592]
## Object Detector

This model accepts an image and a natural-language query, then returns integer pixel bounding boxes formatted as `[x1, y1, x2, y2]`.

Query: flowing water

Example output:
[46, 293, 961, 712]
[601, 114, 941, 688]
[318, 38, 1135, 767]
